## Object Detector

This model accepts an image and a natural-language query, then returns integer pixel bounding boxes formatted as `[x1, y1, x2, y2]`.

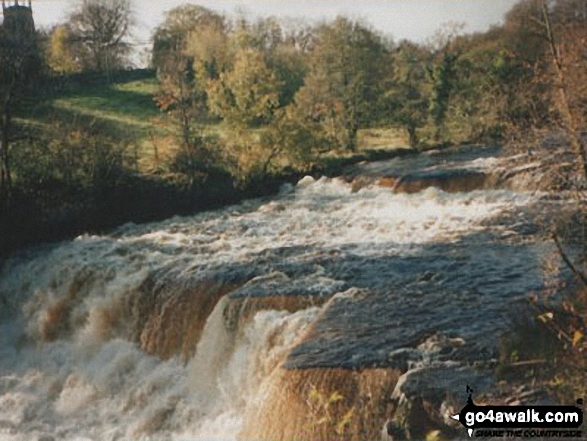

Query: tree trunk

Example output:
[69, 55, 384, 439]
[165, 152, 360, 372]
[347, 122, 359, 152]
[261, 145, 282, 176]
[407, 124, 419, 149]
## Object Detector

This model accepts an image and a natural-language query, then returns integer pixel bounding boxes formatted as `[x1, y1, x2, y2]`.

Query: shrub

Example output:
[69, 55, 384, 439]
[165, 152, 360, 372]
[12, 120, 133, 190]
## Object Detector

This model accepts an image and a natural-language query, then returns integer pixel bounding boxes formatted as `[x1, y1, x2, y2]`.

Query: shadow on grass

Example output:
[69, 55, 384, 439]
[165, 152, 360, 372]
[16, 71, 160, 140]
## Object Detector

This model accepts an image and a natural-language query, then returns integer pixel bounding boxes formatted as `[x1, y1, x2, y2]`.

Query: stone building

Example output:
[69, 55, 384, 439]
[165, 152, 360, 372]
[1, 0, 35, 43]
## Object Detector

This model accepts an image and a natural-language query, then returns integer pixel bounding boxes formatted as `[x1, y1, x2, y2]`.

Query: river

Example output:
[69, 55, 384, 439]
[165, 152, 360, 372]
[0, 147, 563, 440]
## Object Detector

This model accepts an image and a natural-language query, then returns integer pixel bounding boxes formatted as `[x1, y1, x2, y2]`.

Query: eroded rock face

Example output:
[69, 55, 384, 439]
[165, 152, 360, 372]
[345, 145, 499, 194]
[346, 145, 566, 195]
[389, 363, 494, 439]
[392, 169, 488, 194]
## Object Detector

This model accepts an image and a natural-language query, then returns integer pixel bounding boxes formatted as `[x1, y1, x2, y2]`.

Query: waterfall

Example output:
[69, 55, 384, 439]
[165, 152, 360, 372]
[0, 155, 548, 440]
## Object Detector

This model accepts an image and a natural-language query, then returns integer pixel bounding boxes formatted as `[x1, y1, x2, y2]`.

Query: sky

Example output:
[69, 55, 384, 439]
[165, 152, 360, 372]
[15, 0, 520, 42]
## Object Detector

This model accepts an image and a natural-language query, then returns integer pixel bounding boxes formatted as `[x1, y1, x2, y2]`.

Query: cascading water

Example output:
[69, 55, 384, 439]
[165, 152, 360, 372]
[0, 152, 554, 440]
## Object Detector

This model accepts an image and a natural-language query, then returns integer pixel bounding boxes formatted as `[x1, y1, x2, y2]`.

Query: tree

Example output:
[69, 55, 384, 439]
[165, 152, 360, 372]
[154, 50, 206, 153]
[501, 0, 586, 174]
[539, 0, 587, 178]
[69, 0, 134, 77]
[428, 49, 459, 141]
[248, 17, 309, 108]
[218, 16, 308, 109]
[502, 0, 587, 399]
[185, 18, 231, 84]
[500, 0, 553, 132]
[207, 48, 281, 128]
[424, 23, 466, 142]
[153, 5, 227, 123]
[384, 41, 430, 148]
[152, 5, 225, 75]
[437, 30, 501, 141]
[281, 18, 316, 53]
[292, 17, 390, 151]
[47, 25, 82, 74]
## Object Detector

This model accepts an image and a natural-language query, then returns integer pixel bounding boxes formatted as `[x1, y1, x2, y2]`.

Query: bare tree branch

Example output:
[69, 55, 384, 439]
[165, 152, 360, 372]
[553, 232, 587, 288]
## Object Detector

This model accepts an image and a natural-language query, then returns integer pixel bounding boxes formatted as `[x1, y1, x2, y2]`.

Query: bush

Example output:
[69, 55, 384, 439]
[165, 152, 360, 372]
[12, 120, 134, 190]
[168, 134, 225, 184]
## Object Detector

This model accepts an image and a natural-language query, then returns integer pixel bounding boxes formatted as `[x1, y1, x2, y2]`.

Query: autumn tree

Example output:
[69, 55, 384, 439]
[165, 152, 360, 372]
[441, 28, 510, 141]
[185, 16, 231, 86]
[292, 17, 390, 151]
[281, 18, 316, 53]
[207, 48, 281, 128]
[494, 0, 587, 394]
[541, 0, 587, 178]
[152, 6, 225, 140]
[155, 52, 205, 151]
[69, 0, 134, 77]
[230, 15, 283, 51]
[47, 25, 82, 74]
[383, 41, 429, 148]
[500, 0, 586, 171]
[153, 5, 228, 129]
[252, 17, 309, 108]
[422, 23, 465, 142]
[500, 0, 553, 134]
[152, 5, 226, 75]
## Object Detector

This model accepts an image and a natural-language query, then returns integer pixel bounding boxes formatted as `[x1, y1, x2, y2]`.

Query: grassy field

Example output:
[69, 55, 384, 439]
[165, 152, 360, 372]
[19, 73, 160, 135]
[50, 79, 160, 131]
[16, 72, 172, 173]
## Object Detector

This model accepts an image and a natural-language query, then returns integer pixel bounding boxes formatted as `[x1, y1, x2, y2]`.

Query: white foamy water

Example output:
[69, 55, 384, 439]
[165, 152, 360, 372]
[0, 176, 539, 440]
[0, 301, 320, 441]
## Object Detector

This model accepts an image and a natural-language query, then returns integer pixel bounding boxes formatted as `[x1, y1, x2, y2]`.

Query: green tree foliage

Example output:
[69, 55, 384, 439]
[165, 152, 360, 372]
[12, 120, 132, 190]
[293, 17, 390, 151]
[231, 16, 308, 108]
[152, 5, 230, 182]
[428, 49, 458, 140]
[422, 23, 466, 142]
[383, 42, 429, 148]
[264, 110, 332, 170]
[154, 50, 221, 185]
[208, 48, 282, 128]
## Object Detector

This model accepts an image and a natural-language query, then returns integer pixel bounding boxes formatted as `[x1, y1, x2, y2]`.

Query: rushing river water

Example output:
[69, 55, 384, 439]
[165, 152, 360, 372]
[0, 149, 561, 440]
